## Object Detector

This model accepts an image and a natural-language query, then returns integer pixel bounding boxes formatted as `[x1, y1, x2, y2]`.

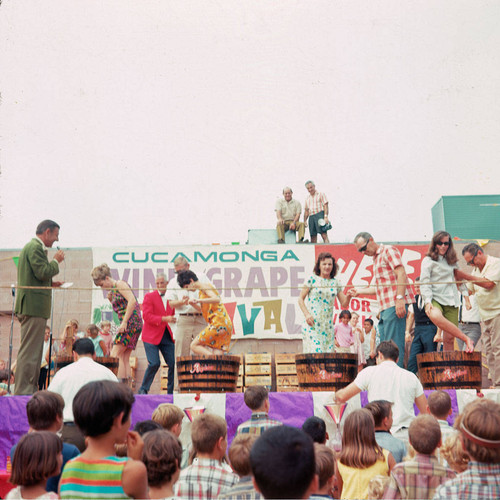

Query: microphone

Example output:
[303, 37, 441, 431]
[11, 284, 15, 297]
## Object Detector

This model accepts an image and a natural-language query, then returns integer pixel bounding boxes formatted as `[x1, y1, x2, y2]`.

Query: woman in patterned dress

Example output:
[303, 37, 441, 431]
[91, 264, 143, 382]
[176, 270, 233, 355]
[298, 252, 350, 353]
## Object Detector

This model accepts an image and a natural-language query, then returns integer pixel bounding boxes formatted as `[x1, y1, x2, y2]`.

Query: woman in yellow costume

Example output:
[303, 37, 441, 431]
[177, 270, 233, 355]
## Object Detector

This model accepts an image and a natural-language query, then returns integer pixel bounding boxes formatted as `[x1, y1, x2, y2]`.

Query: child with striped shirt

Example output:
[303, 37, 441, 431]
[59, 380, 148, 499]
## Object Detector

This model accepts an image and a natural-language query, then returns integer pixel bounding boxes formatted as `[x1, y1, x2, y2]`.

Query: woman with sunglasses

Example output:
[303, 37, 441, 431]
[420, 231, 474, 352]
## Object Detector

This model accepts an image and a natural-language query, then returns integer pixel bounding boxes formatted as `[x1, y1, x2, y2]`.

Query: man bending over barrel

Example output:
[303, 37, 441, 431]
[48, 338, 118, 451]
[335, 341, 427, 444]
[176, 270, 233, 356]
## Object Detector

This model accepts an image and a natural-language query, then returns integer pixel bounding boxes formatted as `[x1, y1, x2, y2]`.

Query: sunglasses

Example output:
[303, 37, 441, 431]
[436, 241, 450, 247]
[358, 241, 369, 253]
[466, 252, 478, 266]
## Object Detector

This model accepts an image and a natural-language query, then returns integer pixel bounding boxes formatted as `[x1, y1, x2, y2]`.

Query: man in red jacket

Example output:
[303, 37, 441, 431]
[138, 273, 177, 394]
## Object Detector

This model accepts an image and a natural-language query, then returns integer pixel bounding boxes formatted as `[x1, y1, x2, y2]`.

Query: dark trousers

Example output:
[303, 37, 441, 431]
[38, 367, 48, 390]
[407, 323, 437, 374]
[139, 331, 175, 394]
[62, 422, 86, 452]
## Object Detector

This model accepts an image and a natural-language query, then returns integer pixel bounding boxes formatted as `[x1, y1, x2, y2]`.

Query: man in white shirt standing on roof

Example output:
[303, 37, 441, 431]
[303, 180, 330, 243]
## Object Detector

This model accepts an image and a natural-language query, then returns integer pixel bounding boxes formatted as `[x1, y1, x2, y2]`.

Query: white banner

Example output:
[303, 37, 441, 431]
[91, 244, 426, 340]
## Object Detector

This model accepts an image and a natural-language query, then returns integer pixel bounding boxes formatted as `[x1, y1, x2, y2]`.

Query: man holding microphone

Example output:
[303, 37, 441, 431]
[14, 219, 65, 395]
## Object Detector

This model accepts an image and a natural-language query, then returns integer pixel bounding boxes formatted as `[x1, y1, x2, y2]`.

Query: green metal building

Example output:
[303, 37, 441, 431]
[432, 195, 500, 240]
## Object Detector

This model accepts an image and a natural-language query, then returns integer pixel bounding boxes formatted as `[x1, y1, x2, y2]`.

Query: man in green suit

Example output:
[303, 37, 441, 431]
[14, 220, 65, 395]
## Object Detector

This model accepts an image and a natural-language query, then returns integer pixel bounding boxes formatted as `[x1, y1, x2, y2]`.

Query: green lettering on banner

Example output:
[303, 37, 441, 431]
[281, 250, 299, 261]
[237, 304, 261, 335]
[253, 299, 283, 333]
[241, 251, 259, 262]
[260, 251, 277, 262]
[113, 252, 129, 263]
[151, 252, 169, 263]
[131, 252, 149, 263]
[194, 251, 217, 263]
[219, 252, 239, 262]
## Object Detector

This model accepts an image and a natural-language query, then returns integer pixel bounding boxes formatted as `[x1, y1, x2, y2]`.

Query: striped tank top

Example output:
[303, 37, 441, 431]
[59, 456, 130, 499]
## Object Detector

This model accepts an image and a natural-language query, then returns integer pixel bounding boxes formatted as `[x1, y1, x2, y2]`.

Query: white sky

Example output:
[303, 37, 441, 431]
[1, 0, 499, 250]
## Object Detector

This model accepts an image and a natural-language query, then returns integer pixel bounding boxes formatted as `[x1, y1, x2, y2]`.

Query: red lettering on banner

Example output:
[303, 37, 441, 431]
[314, 244, 426, 287]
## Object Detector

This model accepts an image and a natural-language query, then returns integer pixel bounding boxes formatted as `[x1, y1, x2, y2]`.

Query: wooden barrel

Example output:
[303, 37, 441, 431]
[54, 355, 73, 373]
[417, 351, 482, 390]
[295, 353, 358, 391]
[177, 355, 240, 393]
[96, 356, 119, 376]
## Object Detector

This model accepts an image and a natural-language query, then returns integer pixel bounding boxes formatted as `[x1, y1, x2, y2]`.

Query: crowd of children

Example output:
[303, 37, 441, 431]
[3, 381, 500, 500]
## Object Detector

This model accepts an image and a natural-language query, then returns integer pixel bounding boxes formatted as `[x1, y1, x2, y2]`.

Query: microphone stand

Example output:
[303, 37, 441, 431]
[46, 288, 55, 387]
[7, 286, 15, 394]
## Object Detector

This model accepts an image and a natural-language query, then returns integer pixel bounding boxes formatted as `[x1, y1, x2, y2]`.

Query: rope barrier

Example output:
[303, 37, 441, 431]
[0, 279, 497, 293]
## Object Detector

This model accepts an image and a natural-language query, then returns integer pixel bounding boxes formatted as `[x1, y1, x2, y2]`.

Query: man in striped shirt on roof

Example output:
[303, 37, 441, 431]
[303, 180, 331, 243]
[350, 232, 415, 368]
[237, 386, 282, 436]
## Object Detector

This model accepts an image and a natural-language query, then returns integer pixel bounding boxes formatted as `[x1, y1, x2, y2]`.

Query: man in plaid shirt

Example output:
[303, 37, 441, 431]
[174, 413, 238, 499]
[351, 232, 415, 368]
[303, 180, 330, 243]
[236, 386, 282, 436]
[384, 415, 456, 499]
[432, 399, 500, 500]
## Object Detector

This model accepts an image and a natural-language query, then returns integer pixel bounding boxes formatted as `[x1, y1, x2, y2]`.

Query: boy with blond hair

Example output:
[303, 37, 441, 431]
[99, 320, 114, 356]
[151, 402, 188, 467]
[151, 403, 185, 436]
[383, 415, 455, 499]
[219, 434, 261, 499]
[174, 413, 238, 499]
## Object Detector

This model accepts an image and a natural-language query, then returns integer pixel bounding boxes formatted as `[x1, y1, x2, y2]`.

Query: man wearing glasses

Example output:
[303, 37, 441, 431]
[456, 243, 500, 388]
[349, 232, 415, 368]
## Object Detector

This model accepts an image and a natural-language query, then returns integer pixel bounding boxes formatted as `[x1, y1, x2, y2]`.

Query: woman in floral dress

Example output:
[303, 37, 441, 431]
[91, 263, 143, 382]
[298, 252, 350, 353]
[177, 270, 233, 355]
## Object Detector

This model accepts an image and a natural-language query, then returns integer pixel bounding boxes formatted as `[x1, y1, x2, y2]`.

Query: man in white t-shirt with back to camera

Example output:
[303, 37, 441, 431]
[48, 337, 118, 451]
[335, 340, 428, 443]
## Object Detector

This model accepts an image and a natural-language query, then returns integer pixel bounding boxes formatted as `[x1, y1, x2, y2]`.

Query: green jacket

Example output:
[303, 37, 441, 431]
[15, 238, 60, 319]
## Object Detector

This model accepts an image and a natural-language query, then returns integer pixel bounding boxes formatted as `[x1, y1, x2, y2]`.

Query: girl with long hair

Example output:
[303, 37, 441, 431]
[336, 409, 394, 499]
[8, 432, 62, 499]
[420, 231, 474, 352]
